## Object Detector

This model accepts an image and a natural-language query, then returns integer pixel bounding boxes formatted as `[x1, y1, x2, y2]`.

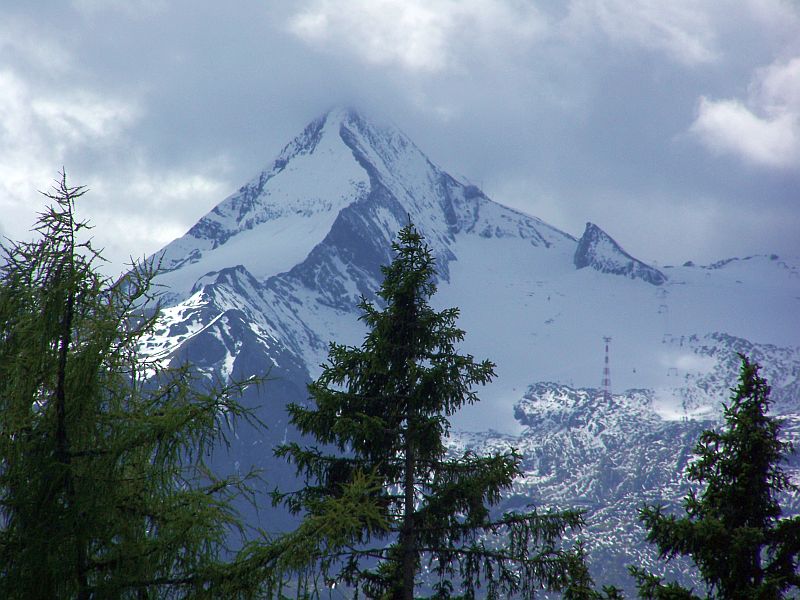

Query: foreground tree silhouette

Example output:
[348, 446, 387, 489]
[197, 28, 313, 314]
[276, 224, 586, 599]
[633, 355, 800, 599]
[0, 173, 273, 598]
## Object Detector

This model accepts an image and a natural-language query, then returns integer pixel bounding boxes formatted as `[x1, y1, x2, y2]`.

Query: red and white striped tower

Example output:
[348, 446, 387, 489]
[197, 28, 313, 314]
[602, 336, 612, 404]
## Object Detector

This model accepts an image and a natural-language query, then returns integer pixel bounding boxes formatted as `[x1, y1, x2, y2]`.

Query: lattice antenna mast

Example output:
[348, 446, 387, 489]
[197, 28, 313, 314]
[602, 336, 612, 404]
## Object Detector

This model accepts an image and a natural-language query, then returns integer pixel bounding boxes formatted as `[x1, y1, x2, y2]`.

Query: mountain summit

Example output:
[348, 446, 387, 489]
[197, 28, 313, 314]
[153, 107, 574, 304]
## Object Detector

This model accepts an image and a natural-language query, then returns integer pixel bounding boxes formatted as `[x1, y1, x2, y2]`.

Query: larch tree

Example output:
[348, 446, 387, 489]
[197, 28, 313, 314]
[633, 355, 800, 599]
[0, 173, 271, 599]
[275, 223, 588, 599]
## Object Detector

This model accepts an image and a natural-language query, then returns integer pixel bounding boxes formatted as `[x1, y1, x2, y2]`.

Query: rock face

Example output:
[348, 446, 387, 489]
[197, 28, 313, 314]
[574, 222, 667, 285]
[142, 108, 800, 592]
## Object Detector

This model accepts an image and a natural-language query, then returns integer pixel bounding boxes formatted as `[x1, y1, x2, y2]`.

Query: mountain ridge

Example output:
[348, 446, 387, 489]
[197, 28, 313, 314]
[140, 108, 800, 591]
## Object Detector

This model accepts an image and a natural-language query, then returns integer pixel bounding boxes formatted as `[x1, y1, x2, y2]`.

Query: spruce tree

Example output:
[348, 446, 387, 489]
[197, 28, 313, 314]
[0, 173, 269, 598]
[633, 355, 800, 599]
[275, 224, 586, 599]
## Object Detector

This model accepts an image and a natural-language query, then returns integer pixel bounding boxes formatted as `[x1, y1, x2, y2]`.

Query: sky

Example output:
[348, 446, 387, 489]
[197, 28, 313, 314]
[1, 0, 798, 272]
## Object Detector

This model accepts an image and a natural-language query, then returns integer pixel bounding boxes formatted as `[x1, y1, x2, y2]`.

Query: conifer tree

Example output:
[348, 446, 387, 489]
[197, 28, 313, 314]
[0, 173, 269, 598]
[275, 224, 586, 599]
[633, 355, 800, 599]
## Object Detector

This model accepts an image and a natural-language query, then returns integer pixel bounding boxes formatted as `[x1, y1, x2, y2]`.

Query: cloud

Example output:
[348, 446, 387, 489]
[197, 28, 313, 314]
[288, 0, 546, 73]
[566, 0, 719, 66]
[0, 67, 140, 229]
[757, 56, 800, 113]
[289, 0, 728, 74]
[1, 0, 798, 272]
[689, 57, 800, 169]
[0, 17, 72, 73]
[81, 163, 231, 267]
[32, 93, 139, 147]
[0, 16, 141, 204]
[0, 58, 228, 272]
[71, 0, 168, 17]
[742, 0, 800, 40]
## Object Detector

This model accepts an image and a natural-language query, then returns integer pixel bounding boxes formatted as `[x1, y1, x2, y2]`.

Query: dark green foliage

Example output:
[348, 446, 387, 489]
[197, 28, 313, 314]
[561, 543, 625, 600]
[635, 355, 800, 599]
[275, 224, 587, 599]
[0, 173, 271, 598]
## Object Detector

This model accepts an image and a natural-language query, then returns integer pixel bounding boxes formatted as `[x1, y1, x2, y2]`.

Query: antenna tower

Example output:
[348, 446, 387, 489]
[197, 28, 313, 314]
[602, 336, 612, 404]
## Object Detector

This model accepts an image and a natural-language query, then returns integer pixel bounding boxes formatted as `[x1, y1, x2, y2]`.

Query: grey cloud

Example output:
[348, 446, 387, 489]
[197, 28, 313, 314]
[0, 0, 797, 270]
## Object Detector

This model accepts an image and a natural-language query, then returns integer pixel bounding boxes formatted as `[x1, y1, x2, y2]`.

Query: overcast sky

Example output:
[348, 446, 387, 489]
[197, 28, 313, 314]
[1, 1, 798, 271]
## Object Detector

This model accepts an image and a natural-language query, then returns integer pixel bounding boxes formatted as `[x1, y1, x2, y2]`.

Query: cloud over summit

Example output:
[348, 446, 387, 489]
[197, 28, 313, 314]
[690, 57, 800, 169]
[288, 0, 546, 73]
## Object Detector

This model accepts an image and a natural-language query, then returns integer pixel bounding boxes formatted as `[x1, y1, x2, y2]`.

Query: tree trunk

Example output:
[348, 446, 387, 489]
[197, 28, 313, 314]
[400, 419, 415, 600]
[55, 248, 89, 600]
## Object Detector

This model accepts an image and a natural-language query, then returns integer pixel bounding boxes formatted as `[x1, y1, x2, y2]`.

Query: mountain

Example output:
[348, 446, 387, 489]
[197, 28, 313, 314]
[143, 108, 800, 591]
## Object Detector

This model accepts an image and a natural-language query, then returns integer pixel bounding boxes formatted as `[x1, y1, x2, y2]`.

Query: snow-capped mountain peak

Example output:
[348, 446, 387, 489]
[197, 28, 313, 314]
[574, 222, 667, 285]
[139, 109, 800, 592]
[151, 108, 578, 304]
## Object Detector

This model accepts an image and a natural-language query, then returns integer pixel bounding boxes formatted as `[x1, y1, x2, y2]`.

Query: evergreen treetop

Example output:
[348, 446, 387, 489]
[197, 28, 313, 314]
[634, 355, 800, 599]
[276, 223, 587, 599]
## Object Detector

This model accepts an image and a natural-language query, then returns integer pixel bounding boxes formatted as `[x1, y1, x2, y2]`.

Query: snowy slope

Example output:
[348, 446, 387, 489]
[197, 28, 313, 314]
[153, 111, 371, 301]
[140, 108, 800, 590]
[436, 241, 800, 431]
